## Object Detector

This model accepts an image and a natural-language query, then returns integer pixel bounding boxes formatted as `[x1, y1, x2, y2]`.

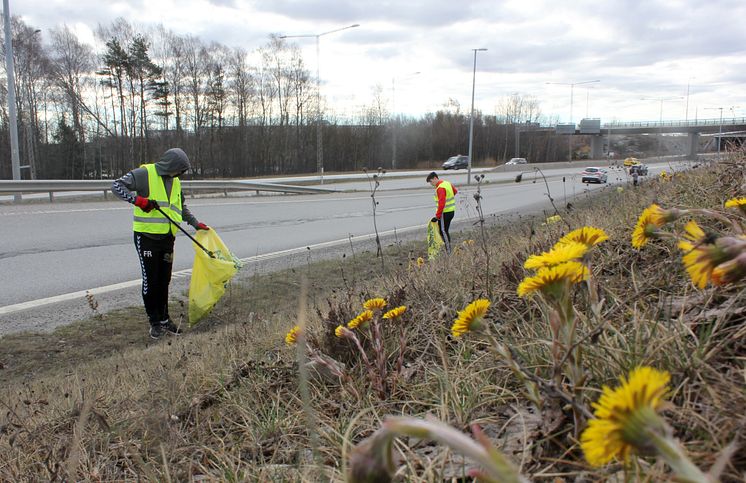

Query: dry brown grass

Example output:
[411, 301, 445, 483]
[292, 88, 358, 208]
[1, 155, 745, 481]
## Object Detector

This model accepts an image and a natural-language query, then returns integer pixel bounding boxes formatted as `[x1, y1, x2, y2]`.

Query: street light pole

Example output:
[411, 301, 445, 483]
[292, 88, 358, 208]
[546, 79, 599, 162]
[684, 77, 695, 123]
[642, 96, 683, 159]
[704, 106, 739, 161]
[3, 0, 21, 201]
[717, 107, 722, 161]
[280, 23, 359, 183]
[584, 85, 596, 118]
[391, 71, 420, 170]
[467, 48, 487, 185]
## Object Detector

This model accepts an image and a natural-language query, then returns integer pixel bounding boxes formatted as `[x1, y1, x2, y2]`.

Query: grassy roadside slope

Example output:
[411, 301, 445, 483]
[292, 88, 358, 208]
[1, 157, 744, 481]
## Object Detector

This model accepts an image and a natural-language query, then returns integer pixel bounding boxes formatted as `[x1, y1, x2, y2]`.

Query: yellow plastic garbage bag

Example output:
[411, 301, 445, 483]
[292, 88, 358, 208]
[427, 220, 444, 260]
[188, 229, 242, 326]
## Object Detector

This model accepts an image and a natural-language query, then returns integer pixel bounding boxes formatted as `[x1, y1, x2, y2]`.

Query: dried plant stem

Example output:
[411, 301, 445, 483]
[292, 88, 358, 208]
[295, 278, 321, 467]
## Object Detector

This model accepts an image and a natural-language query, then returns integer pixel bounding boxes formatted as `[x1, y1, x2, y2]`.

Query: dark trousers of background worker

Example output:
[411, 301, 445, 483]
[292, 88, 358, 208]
[134, 232, 175, 326]
[439, 211, 455, 253]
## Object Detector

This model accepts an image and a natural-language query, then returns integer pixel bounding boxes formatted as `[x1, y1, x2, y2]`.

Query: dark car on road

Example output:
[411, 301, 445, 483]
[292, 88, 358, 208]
[629, 164, 648, 176]
[443, 155, 469, 170]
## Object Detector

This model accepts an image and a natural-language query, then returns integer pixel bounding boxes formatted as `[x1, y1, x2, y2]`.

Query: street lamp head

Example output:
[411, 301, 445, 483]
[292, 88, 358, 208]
[547, 79, 600, 87]
[277, 23, 360, 177]
[473, 48, 488, 52]
[280, 23, 359, 40]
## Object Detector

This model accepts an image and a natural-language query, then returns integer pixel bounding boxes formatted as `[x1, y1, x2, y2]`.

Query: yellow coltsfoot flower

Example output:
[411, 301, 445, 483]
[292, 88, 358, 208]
[724, 197, 746, 208]
[517, 261, 589, 298]
[382, 305, 407, 320]
[284, 325, 301, 346]
[555, 226, 609, 248]
[583, 367, 709, 480]
[678, 240, 715, 288]
[712, 252, 746, 285]
[682, 219, 707, 243]
[631, 204, 667, 249]
[524, 241, 589, 270]
[363, 298, 388, 312]
[348, 310, 374, 329]
[724, 197, 746, 215]
[581, 366, 670, 467]
[677, 227, 743, 289]
[451, 299, 491, 338]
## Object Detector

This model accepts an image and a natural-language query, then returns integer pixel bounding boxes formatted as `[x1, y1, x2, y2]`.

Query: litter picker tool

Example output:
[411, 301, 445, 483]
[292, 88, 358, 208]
[153, 203, 215, 258]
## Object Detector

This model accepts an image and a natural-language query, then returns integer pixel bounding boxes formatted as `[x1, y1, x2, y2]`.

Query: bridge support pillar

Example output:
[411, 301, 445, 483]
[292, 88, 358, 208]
[590, 135, 604, 159]
[687, 132, 699, 159]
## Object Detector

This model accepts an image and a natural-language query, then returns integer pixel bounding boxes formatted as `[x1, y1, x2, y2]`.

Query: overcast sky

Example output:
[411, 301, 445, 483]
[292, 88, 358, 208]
[11, 0, 746, 123]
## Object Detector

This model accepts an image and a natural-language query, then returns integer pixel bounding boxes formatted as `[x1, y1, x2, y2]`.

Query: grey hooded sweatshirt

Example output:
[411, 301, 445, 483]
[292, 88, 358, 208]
[112, 148, 200, 238]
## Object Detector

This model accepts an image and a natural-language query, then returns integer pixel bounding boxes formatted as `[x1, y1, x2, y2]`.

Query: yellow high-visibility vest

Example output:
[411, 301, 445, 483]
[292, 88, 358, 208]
[433, 180, 456, 213]
[132, 164, 182, 235]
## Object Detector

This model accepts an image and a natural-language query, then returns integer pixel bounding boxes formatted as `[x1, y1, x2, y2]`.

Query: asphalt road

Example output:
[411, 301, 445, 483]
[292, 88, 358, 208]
[0, 161, 682, 334]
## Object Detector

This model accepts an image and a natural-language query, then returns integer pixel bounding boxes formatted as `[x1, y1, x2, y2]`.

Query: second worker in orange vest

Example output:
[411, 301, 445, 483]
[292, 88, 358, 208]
[426, 171, 457, 253]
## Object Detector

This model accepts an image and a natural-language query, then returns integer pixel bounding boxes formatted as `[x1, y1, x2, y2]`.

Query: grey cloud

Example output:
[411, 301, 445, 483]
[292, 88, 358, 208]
[250, 0, 504, 28]
[199, 24, 268, 50]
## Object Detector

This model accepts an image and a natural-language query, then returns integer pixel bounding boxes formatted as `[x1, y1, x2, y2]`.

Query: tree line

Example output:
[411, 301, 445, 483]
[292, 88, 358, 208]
[1, 16, 569, 180]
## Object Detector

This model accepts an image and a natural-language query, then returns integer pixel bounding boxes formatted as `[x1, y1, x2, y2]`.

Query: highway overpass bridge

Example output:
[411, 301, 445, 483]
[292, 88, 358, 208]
[516, 117, 746, 159]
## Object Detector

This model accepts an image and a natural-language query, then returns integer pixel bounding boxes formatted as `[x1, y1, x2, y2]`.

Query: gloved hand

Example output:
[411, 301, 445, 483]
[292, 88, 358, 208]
[431, 217, 439, 223]
[134, 196, 159, 213]
[196, 222, 210, 230]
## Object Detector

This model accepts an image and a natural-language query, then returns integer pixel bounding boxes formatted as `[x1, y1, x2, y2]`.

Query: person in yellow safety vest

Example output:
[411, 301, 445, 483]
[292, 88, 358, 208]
[426, 171, 458, 253]
[112, 148, 209, 339]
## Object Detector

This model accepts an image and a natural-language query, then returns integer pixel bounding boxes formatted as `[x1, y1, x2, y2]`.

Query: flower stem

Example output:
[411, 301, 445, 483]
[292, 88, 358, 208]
[647, 429, 709, 483]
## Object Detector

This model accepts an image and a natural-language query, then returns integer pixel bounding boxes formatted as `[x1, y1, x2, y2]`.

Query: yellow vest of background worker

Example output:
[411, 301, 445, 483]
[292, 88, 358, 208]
[433, 180, 456, 213]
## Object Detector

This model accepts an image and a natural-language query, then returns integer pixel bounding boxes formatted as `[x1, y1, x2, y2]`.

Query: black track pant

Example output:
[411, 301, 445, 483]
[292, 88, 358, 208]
[439, 211, 455, 253]
[134, 232, 174, 325]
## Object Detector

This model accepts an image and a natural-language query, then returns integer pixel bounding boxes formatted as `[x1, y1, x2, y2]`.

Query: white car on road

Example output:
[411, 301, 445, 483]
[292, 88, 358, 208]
[506, 157, 528, 165]
[581, 167, 608, 183]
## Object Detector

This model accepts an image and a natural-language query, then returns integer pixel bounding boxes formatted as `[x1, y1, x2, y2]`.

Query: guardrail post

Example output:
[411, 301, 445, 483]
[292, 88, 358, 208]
[103, 190, 108, 200]
[49, 191, 54, 203]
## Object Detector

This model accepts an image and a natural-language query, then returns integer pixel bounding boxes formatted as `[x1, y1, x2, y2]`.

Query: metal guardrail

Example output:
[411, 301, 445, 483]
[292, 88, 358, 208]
[0, 179, 336, 201]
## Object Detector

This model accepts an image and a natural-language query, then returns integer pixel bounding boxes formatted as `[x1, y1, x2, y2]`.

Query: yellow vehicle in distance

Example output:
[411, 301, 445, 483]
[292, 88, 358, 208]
[623, 157, 640, 167]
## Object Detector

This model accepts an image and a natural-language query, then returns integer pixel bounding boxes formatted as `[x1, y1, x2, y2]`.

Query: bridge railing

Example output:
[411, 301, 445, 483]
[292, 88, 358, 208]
[603, 117, 746, 129]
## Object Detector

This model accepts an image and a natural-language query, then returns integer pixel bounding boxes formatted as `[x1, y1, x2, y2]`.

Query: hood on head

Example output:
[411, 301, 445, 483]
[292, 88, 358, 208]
[154, 148, 191, 176]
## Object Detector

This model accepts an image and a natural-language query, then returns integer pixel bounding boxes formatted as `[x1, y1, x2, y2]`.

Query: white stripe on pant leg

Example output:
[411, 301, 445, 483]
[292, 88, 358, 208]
[135, 234, 149, 295]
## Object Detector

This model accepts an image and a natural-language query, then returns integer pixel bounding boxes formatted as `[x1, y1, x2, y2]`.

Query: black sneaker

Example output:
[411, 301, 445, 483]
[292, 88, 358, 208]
[149, 324, 164, 339]
[160, 319, 182, 335]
